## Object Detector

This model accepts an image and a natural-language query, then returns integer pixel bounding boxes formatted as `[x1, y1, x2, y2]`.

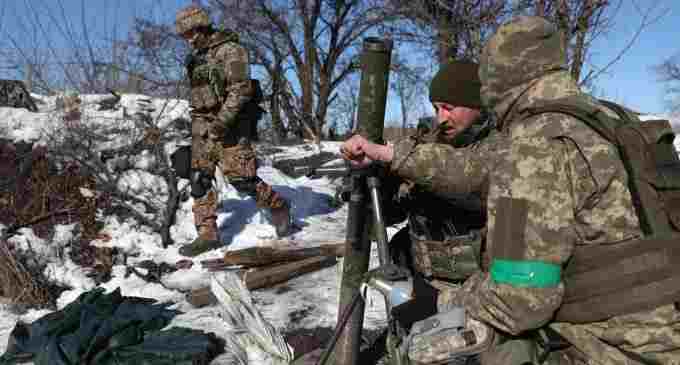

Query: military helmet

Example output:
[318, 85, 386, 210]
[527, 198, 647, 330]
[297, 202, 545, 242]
[176, 5, 211, 36]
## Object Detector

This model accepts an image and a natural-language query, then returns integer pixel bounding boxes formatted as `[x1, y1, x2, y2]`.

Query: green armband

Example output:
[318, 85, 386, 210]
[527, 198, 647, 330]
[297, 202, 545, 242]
[490, 259, 561, 288]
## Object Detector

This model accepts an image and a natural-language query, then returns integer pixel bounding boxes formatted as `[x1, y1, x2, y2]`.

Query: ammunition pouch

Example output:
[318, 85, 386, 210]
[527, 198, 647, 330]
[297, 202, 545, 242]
[411, 232, 483, 282]
[190, 63, 226, 110]
[190, 84, 221, 110]
[221, 143, 257, 179]
[406, 308, 493, 365]
[556, 234, 680, 323]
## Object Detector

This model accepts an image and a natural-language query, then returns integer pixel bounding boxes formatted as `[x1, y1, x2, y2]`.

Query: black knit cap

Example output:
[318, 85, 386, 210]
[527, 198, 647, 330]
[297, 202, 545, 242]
[429, 60, 482, 109]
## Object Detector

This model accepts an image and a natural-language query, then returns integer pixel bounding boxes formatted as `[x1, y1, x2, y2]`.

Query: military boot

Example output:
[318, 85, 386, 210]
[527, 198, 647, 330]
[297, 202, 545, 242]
[180, 191, 222, 257]
[179, 237, 222, 257]
[270, 202, 292, 238]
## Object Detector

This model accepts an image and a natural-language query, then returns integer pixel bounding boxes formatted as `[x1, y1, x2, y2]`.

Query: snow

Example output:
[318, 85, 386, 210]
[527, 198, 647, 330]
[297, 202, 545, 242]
[1, 94, 677, 364]
[0, 94, 394, 364]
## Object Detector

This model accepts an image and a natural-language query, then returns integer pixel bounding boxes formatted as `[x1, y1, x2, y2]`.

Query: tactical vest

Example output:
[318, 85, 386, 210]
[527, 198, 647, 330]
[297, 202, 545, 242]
[187, 31, 244, 111]
[520, 96, 680, 323]
[406, 122, 492, 283]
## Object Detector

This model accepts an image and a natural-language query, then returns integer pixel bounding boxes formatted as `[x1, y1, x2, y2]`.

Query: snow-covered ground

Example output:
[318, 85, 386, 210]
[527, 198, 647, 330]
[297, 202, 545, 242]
[0, 94, 678, 364]
[0, 94, 395, 364]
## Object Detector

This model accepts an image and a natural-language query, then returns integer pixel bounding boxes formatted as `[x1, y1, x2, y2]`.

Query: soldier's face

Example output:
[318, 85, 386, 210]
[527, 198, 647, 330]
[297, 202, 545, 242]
[434, 102, 480, 143]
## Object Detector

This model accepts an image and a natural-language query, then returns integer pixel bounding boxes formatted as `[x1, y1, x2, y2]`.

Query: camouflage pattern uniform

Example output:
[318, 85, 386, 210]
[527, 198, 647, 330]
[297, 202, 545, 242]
[385, 61, 492, 277]
[176, 6, 290, 254]
[384, 121, 489, 271]
[390, 16, 680, 364]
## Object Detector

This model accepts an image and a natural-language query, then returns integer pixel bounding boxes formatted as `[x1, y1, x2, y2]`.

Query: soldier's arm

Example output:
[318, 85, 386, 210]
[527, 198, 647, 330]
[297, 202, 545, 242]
[438, 135, 576, 336]
[389, 137, 491, 197]
[217, 42, 253, 126]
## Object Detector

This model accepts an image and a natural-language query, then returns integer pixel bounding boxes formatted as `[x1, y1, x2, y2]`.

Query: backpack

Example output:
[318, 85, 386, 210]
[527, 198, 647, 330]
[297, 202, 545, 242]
[516, 96, 680, 324]
[523, 96, 680, 237]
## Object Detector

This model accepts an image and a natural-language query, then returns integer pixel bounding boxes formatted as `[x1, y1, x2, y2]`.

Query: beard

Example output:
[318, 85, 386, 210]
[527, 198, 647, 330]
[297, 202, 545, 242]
[437, 128, 475, 147]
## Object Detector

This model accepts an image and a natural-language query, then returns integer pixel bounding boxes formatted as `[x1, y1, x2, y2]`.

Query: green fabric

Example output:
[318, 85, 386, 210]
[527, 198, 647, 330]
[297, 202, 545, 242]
[429, 60, 482, 109]
[490, 259, 561, 288]
[0, 287, 221, 365]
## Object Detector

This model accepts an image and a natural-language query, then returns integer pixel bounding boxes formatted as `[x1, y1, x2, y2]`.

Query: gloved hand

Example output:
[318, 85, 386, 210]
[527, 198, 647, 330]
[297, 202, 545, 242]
[190, 168, 214, 198]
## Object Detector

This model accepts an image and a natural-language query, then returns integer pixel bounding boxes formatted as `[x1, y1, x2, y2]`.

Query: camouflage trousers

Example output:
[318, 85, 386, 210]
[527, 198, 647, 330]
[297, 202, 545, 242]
[191, 112, 288, 240]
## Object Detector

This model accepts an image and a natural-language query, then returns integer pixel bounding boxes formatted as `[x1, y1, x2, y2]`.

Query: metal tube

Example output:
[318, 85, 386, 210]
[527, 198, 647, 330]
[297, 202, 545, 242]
[333, 37, 392, 365]
[367, 176, 390, 267]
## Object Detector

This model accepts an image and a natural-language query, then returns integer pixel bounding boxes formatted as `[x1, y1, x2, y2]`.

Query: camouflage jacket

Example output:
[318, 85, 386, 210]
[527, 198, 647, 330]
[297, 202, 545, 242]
[386, 121, 492, 241]
[390, 70, 680, 363]
[187, 30, 252, 121]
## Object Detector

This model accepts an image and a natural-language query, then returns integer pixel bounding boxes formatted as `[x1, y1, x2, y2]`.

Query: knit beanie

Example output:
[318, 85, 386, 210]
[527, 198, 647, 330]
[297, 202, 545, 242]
[429, 60, 482, 109]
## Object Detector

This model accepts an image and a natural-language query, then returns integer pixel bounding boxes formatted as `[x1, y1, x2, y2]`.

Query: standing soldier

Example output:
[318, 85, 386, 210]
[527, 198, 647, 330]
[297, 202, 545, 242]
[176, 5, 291, 257]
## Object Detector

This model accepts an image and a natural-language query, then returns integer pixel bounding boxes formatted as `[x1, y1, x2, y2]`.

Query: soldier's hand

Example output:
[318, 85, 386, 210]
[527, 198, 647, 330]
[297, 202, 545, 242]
[340, 135, 394, 168]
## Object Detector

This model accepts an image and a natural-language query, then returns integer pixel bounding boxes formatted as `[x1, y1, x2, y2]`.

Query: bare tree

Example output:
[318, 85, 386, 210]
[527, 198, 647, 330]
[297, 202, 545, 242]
[390, 55, 428, 133]
[208, 0, 402, 143]
[0, 0, 186, 96]
[0, 0, 119, 93]
[41, 98, 189, 249]
[655, 53, 680, 113]
[326, 72, 361, 135]
[528, 0, 668, 88]
[388, 0, 510, 63]
[123, 18, 187, 98]
[389, 0, 668, 88]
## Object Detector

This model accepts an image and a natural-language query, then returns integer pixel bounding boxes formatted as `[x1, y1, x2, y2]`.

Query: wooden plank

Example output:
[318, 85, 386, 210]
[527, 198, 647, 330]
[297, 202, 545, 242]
[187, 255, 338, 308]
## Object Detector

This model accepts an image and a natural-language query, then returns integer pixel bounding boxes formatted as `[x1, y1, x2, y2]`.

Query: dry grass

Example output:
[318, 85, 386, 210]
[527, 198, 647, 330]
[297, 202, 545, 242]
[0, 240, 52, 308]
[0, 143, 103, 309]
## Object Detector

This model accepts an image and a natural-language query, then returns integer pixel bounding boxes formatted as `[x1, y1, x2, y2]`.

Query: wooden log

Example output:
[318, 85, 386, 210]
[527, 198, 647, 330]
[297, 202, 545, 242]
[244, 255, 337, 289]
[187, 255, 338, 308]
[199, 242, 345, 269]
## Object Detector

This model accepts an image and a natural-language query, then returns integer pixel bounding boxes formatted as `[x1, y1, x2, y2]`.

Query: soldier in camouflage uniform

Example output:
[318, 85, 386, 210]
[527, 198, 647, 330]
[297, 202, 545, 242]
[342, 16, 680, 365]
[385, 60, 489, 277]
[176, 5, 291, 257]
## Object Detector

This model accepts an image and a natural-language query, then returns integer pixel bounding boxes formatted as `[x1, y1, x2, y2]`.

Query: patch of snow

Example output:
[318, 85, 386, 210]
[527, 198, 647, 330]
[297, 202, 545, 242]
[0, 93, 395, 363]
